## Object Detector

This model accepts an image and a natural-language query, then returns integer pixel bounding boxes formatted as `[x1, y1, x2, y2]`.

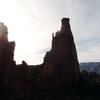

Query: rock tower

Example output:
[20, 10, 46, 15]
[0, 23, 15, 86]
[44, 18, 80, 85]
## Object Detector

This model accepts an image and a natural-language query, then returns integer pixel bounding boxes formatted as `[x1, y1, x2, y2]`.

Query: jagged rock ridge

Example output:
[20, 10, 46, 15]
[0, 18, 80, 100]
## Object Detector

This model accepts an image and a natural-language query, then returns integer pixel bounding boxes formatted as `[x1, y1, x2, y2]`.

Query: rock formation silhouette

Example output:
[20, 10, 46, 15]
[44, 18, 80, 85]
[0, 18, 80, 99]
[0, 23, 15, 85]
[2, 18, 100, 100]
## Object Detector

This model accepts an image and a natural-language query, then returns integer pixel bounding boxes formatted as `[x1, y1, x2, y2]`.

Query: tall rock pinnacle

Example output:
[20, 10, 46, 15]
[60, 18, 71, 33]
[0, 23, 15, 85]
[44, 18, 80, 85]
[0, 23, 8, 42]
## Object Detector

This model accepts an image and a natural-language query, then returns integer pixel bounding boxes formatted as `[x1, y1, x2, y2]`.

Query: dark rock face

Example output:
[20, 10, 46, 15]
[0, 23, 15, 86]
[0, 19, 81, 99]
[44, 18, 80, 85]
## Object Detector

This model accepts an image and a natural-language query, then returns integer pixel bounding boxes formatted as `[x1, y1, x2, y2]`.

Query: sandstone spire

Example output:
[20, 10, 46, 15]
[0, 23, 8, 42]
[44, 18, 80, 84]
[60, 18, 71, 33]
[0, 23, 15, 85]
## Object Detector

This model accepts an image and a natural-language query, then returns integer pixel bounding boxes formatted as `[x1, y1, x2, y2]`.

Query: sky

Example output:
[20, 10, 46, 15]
[0, 0, 100, 65]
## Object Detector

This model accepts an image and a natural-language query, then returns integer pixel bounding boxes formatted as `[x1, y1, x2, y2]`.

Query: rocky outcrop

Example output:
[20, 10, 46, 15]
[0, 23, 15, 86]
[0, 18, 81, 99]
[44, 18, 80, 85]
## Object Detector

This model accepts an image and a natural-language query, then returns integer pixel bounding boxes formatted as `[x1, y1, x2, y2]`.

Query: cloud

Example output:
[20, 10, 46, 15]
[14, 0, 100, 64]
[78, 46, 100, 62]
[0, 0, 100, 64]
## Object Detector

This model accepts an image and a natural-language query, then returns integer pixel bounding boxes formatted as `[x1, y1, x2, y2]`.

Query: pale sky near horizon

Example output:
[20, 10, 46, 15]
[0, 0, 100, 65]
